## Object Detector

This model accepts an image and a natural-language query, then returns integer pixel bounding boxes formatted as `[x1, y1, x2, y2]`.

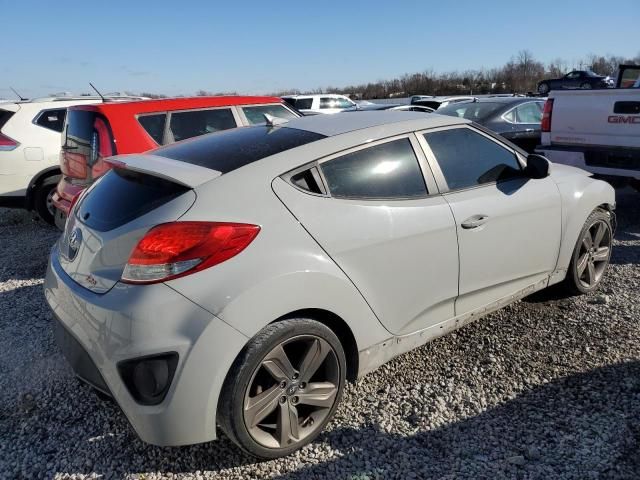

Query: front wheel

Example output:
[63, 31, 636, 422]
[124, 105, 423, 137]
[33, 175, 60, 226]
[218, 319, 346, 459]
[563, 208, 613, 294]
[538, 82, 550, 94]
[580, 82, 593, 89]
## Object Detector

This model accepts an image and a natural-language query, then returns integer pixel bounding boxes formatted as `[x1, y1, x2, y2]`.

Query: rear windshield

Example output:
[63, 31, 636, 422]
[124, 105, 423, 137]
[437, 102, 504, 121]
[63, 109, 115, 154]
[77, 169, 189, 232]
[153, 126, 326, 174]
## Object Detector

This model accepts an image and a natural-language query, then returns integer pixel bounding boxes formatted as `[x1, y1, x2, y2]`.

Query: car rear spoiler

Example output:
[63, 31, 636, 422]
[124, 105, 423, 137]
[106, 153, 222, 188]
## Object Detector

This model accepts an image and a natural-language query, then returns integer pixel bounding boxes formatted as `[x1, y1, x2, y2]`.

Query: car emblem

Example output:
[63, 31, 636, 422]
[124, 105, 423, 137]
[67, 228, 82, 260]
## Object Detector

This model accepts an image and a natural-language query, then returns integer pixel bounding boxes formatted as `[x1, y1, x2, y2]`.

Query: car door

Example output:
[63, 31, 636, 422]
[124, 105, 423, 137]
[418, 125, 561, 316]
[272, 135, 459, 336]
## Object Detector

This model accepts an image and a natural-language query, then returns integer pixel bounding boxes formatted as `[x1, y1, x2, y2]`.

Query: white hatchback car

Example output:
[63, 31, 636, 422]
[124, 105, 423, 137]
[45, 112, 615, 459]
[0, 95, 143, 224]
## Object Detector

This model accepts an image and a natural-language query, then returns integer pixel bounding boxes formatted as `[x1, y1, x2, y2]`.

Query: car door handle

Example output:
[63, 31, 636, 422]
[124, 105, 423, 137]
[461, 214, 489, 229]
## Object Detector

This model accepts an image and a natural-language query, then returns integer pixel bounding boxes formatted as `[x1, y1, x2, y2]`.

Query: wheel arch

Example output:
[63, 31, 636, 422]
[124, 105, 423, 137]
[555, 178, 616, 273]
[272, 308, 359, 382]
[25, 166, 61, 210]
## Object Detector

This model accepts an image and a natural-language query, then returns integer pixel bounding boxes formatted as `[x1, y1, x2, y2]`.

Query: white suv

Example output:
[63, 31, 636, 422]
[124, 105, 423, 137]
[282, 94, 357, 115]
[0, 95, 142, 225]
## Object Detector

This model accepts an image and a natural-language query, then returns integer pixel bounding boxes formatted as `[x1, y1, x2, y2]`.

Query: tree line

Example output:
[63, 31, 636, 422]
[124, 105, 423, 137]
[274, 50, 640, 99]
[115, 50, 639, 100]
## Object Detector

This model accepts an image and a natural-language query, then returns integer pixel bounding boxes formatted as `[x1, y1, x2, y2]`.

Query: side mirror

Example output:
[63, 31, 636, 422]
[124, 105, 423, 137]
[525, 154, 550, 179]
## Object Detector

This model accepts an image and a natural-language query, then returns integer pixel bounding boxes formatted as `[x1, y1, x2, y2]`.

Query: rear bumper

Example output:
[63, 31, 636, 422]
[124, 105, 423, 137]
[53, 177, 84, 215]
[44, 244, 248, 446]
[536, 144, 640, 180]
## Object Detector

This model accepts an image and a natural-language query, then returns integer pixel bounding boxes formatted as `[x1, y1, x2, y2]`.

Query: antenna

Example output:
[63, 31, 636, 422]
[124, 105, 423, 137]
[89, 82, 106, 102]
[10, 87, 27, 101]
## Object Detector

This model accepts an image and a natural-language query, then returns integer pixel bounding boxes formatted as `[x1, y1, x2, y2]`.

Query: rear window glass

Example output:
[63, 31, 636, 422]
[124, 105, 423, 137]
[169, 108, 236, 142]
[0, 110, 14, 129]
[138, 113, 166, 145]
[241, 104, 298, 125]
[437, 102, 504, 121]
[154, 126, 326, 174]
[77, 169, 189, 232]
[64, 109, 113, 156]
[36, 109, 66, 132]
[321, 138, 427, 199]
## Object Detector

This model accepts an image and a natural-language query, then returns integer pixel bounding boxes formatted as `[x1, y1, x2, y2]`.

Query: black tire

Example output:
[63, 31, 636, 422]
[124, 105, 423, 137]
[218, 319, 346, 459]
[580, 82, 593, 89]
[538, 82, 550, 95]
[562, 208, 613, 295]
[33, 175, 60, 226]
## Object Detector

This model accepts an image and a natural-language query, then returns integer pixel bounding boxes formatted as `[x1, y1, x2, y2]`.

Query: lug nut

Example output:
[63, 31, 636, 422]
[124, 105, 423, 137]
[292, 372, 299, 380]
[279, 396, 287, 404]
[280, 381, 287, 389]
[291, 396, 298, 404]
[299, 382, 306, 389]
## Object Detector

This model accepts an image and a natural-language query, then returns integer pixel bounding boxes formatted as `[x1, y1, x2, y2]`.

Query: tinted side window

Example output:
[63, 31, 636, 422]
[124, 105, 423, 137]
[36, 109, 66, 132]
[295, 98, 313, 109]
[169, 108, 236, 142]
[241, 104, 298, 125]
[319, 98, 333, 109]
[424, 128, 522, 190]
[138, 113, 167, 144]
[321, 138, 427, 199]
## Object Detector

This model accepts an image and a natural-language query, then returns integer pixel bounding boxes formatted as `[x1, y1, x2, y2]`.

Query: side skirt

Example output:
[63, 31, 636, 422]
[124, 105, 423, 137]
[357, 277, 550, 377]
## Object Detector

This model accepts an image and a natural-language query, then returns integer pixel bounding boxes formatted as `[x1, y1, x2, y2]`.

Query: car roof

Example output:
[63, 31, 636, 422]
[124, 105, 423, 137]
[72, 95, 284, 114]
[283, 94, 350, 99]
[461, 97, 544, 105]
[281, 110, 467, 136]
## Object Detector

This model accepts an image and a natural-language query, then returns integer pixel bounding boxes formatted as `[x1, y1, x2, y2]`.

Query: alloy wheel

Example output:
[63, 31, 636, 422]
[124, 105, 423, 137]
[243, 335, 340, 449]
[576, 219, 611, 289]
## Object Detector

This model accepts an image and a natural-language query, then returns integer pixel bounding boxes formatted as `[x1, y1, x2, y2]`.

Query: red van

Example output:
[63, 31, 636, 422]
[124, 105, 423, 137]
[53, 96, 299, 227]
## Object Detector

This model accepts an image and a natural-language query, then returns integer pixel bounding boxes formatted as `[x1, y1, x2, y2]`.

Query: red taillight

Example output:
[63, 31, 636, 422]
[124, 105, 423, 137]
[121, 222, 260, 284]
[91, 117, 115, 178]
[0, 132, 18, 150]
[541, 99, 553, 133]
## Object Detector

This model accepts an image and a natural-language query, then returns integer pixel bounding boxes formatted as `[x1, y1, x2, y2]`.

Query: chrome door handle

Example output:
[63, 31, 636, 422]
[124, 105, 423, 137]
[461, 214, 489, 229]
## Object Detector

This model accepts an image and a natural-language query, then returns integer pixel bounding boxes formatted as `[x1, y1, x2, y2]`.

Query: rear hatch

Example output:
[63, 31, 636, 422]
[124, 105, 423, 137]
[61, 108, 116, 184]
[57, 125, 325, 293]
[58, 155, 221, 293]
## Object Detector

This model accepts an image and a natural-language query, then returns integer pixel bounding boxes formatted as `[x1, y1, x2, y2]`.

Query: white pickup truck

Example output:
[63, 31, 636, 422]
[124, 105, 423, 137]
[536, 65, 640, 190]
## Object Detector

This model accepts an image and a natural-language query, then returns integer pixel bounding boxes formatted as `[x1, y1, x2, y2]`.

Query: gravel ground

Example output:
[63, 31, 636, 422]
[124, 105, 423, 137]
[0, 188, 638, 480]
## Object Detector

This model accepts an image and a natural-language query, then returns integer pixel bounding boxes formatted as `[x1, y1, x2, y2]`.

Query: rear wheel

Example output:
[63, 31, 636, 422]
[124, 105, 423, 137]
[218, 319, 346, 459]
[34, 175, 60, 226]
[563, 208, 612, 294]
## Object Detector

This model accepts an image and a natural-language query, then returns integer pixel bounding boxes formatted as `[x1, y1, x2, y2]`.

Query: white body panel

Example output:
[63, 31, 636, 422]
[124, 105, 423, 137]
[538, 88, 640, 181]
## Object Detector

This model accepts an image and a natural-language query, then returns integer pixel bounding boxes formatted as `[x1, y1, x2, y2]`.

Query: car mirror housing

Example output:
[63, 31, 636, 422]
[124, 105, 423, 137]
[525, 154, 550, 179]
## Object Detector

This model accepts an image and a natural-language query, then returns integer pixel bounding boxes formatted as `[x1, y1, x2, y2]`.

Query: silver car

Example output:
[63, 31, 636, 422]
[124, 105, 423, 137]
[44, 111, 615, 459]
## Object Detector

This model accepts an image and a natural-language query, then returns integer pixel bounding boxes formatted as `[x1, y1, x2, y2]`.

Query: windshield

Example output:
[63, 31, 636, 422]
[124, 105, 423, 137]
[437, 102, 504, 121]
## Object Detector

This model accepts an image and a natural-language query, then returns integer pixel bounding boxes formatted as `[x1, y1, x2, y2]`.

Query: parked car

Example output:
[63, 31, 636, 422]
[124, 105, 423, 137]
[410, 95, 475, 110]
[282, 94, 357, 114]
[437, 97, 546, 152]
[0, 95, 143, 224]
[537, 70, 613, 95]
[352, 103, 435, 113]
[45, 111, 615, 459]
[615, 64, 640, 88]
[536, 65, 640, 190]
[53, 96, 299, 228]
